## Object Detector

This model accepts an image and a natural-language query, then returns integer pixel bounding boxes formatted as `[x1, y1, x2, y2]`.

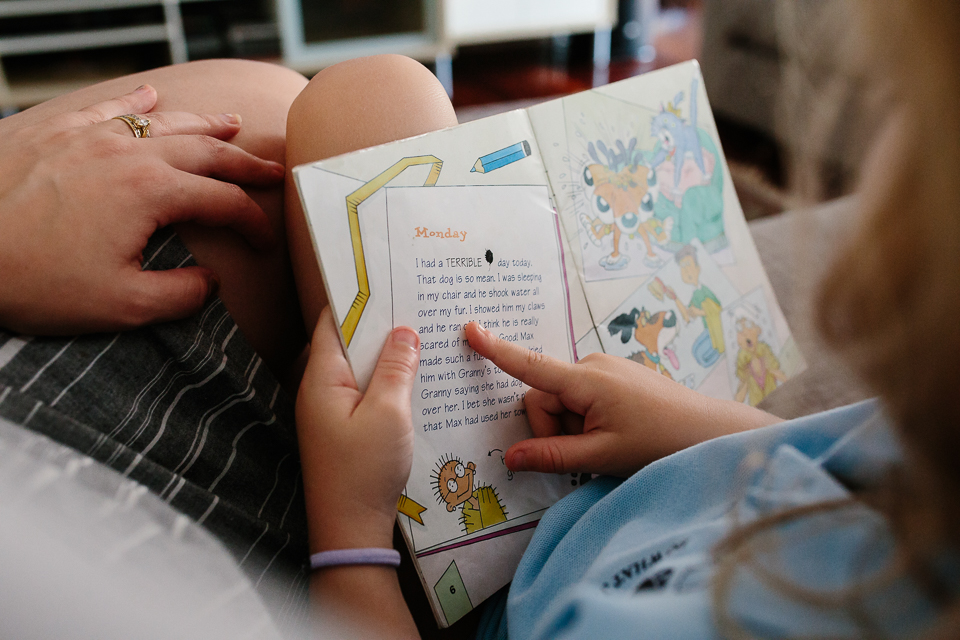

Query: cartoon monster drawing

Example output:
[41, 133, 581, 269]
[608, 308, 680, 379]
[649, 81, 710, 190]
[656, 244, 725, 368]
[733, 315, 786, 406]
[643, 78, 727, 252]
[579, 138, 673, 270]
[432, 455, 507, 535]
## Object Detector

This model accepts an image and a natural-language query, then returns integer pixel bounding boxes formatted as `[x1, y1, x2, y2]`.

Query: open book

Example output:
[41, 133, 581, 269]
[292, 60, 804, 628]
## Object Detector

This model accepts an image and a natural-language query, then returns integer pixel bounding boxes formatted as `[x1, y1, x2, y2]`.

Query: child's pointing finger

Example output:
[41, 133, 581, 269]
[464, 321, 574, 395]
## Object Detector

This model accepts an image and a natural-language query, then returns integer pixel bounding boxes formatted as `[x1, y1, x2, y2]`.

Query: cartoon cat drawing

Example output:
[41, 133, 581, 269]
[649, 78, 710, 189]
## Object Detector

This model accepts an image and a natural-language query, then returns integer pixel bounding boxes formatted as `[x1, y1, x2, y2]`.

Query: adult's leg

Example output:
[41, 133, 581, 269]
[284, 54, 458, 333]
[0, 59, 309, 388]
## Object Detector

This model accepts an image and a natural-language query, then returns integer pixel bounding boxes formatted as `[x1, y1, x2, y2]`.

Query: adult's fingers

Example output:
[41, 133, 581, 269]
[71, 84, 158, 126]
[121, 266, 218, 327]
[364, 327, 420, 412]
[152, 135, 284, 186]
[157, 172, 275, 250]
[105, 110, 245, 141]
[506, 431, 613, 475]
[465, 321, 575, 395]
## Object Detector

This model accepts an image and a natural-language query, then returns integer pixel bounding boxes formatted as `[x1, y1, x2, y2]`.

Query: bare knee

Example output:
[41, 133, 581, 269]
[284, 55, 456, 335]
[287, 54, 457, 162]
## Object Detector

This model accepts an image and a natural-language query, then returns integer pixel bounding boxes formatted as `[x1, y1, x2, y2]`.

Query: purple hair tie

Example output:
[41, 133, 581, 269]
[309, 548, 401, 571]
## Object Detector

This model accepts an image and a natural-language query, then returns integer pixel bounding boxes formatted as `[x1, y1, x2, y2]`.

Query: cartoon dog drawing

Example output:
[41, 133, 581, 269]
[431, 455, 507, 535]
[579, 138, 672, 270]
[608, 308, 681, 379]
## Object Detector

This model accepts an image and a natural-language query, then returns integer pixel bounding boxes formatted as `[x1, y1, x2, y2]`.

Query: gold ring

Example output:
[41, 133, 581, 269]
[113, 114, 151, 138]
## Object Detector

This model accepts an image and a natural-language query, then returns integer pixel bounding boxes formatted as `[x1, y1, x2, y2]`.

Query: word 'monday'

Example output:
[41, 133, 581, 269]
[414, 226, 467, 242]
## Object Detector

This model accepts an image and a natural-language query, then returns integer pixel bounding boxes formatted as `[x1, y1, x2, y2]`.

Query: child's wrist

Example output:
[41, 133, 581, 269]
[308, 506, 397, 553]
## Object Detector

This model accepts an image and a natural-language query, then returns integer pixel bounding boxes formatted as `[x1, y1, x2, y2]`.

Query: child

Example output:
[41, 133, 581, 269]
[295, 0, 960, 637]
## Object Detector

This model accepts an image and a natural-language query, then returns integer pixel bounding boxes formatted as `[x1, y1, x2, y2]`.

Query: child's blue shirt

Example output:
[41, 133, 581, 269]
[477, 400, 940, 639]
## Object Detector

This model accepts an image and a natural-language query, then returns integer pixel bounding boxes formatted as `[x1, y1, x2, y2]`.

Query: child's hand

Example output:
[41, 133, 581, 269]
[465, 322, 780, 477]
[296, 308, 420, 552]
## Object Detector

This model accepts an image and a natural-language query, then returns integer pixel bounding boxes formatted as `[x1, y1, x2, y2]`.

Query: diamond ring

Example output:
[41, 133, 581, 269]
[112, 114, 151, 138]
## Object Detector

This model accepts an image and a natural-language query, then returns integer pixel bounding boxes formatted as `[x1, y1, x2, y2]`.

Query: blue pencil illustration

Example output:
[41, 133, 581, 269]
[470, 140, 531, 173]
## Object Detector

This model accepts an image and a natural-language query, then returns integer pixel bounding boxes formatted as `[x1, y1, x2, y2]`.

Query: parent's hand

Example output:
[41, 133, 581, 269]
[465, 322, 782, 477]
[0, 84, 284, 334]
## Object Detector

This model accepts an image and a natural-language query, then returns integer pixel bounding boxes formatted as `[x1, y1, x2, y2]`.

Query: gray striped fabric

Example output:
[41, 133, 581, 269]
[0, 229, 309, 635]
[0, 415, 285, 640]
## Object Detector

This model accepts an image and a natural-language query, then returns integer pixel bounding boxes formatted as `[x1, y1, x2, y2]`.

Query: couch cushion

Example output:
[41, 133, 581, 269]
[749, 196, 873, 418]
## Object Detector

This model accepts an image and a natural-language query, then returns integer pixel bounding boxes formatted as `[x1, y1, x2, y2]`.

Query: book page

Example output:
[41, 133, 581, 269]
[293, 111, 577, 627]
[388, 185, 576, 625]
[528, 61, 805, 401]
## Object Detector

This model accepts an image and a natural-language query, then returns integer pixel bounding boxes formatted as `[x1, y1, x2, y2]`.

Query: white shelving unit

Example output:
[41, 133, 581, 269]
[275, 0, 449, 74]
[0, 0, 207, 110]
[276, 0, 618, 95]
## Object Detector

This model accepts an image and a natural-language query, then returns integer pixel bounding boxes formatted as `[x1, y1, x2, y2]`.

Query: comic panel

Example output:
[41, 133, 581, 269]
[721, 287, 789, 407]
[561, 76, 730, 284]
[597, 240, 739, 390]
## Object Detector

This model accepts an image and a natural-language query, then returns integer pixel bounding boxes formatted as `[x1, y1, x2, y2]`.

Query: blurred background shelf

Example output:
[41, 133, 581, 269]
[2, 0, 868, 211]
[275, 0, 447, 75]
[275, 0, 619, 94]
[0, 0, 241, 111]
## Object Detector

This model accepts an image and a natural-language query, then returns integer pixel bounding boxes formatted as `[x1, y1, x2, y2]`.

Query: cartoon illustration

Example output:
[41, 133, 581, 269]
[397, 493, 427, 525]
[648, 83, 710, 190]
[340, 155, 443, 346]
[597, 240, 740, 391]
[644, 79, 728, 253]
[579, 138, 672, 270]
[607, 308, 680, 379]
[432, 455, 508, 535]
[564, 75, 730, 283]
[653, 244, 725, 367]
[733, 314, 786, 406]
[471, 140, 531, 173]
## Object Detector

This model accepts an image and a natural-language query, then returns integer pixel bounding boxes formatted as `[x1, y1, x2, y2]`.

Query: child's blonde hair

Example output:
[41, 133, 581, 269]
[818, 0, 960, 561]
[716, 1, 960, 635]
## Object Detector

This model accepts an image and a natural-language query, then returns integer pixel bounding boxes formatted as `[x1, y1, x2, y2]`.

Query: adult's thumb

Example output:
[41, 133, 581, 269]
[365, 327, 420, 408]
